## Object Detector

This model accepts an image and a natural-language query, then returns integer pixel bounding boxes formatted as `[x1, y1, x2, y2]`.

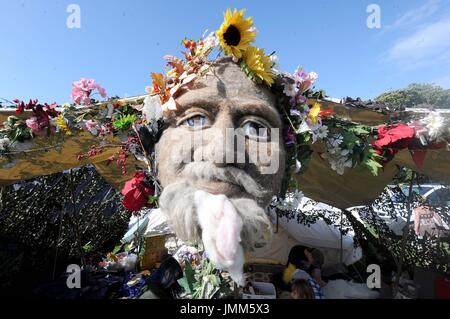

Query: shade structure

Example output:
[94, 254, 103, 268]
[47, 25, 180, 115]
[2, 99, 450, 209]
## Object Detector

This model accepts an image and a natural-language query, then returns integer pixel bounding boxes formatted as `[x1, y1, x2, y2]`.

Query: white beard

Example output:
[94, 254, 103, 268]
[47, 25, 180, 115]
[159, 180, 272, 287]
[194, 190, 245, 286]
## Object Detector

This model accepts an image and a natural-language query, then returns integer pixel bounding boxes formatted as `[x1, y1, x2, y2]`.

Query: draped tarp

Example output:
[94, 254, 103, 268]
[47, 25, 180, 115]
[0, 110, 136, 190]
[2, 100, 450, 208]
[295, 100, 450, 208]
[295, 146, 450, 209]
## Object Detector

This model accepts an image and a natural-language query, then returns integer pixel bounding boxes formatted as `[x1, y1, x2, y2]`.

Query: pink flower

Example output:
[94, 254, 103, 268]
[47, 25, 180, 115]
[99, 123, 113, 137]
[84, 119, 100, 135]
[292, 67, 318, 93]
[84, 119, 97, 129]
[25, 117, 40, 132]
[25, 112, 50, 134]
[71, 78, 107, 105]
[98, 86, 107, 98]
[43, 102, 58, 113]
[293, 67, 307, 85]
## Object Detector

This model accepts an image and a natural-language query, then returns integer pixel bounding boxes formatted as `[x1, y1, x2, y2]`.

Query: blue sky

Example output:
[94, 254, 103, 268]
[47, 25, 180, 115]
[1, 0, 450, 104]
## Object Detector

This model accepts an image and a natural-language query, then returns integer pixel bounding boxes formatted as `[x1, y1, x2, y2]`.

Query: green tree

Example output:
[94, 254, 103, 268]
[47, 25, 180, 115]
[375, 83, 450, 109]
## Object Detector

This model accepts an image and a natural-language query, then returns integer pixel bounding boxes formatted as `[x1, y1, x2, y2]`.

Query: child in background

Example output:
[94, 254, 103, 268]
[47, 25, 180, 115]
[291, 279, 315, 299]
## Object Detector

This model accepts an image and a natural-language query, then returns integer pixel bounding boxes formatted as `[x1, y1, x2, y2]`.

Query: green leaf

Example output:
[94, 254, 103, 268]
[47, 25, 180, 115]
[178, 260, 196, 295]
[82, 242, 93, 253]
[207, 274, 220, 287]
[204, 282, 220, 299]
[148, 195, 158, 205]
[363, 158, 383, 176]
[348, 125, 370, 136]
[112, 244, 122, 254]
[177, 277, 192, 295]
[184, 260, 195, 285]
[112, 114, 137, 130]
[342, 131, 360, 149]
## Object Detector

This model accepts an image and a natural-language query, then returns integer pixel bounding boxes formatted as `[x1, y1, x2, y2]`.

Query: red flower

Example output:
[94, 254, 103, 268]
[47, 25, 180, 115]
[182, 38, 196, 50]
[373, 124, 415, 152]
[14, 99, 38, 115]
[13, 99, 58, 118]
[121, 171, 155, 212]
[319, 109, 335, 118]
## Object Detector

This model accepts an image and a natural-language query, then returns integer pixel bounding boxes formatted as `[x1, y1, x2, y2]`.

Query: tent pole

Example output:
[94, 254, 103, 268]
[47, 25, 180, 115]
[393, 171, 416, 297]
[340, 210, 343, 265]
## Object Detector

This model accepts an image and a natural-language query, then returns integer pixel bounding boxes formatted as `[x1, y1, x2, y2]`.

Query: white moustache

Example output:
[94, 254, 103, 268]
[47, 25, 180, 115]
[181, 161, 268, 198]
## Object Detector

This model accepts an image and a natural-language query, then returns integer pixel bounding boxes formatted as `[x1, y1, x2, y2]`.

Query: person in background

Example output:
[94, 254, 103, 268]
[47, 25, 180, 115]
[287, 245, 325, 273]
[291, 279, 315, 299]
[283, 245, 325, 282]
[282, 245, 326, 299]
[291, 267, 324, 299]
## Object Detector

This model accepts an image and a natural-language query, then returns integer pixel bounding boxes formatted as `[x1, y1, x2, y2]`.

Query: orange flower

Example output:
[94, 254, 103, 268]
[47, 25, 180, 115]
[151, 73, 166, 94]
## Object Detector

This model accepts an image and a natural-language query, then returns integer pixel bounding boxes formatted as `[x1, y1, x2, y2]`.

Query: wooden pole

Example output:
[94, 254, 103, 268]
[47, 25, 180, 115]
[392, 171, 415, 297]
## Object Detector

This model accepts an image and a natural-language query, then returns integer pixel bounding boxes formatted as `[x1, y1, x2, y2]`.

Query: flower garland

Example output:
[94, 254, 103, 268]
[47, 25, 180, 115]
[1, 8, 450, 213]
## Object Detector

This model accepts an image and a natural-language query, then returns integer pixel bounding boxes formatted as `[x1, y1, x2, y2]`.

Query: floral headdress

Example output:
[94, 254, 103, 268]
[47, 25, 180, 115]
[2, 8, 449, 212]
[139, 8, 374, 195]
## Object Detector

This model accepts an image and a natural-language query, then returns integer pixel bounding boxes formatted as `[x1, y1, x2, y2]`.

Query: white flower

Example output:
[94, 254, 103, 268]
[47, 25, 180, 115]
[283, 83, 297, 97]
[202, 31, 219, 49]
[106, 103, 114, 119]
[297, 120, 321, 135]
[322, 135, 353, 175]
[290, 109, 303, 118]
[420, 112, 446, 141]
[295, 159, 302, 173]
[276, 190, 304, 211]
[143, 95, 163, 123]
[329, 134, 343, 147]
[335, 165, 345, 175]
[296, 120, 311, 134]
[269, 54, 280, 74]
[312, 125, 329, 142]
[307, 72, 319, 83]
[328, 147, 338, 154]
[269, 54, 279, 64]
[0, 137, 11, 151]
[344, 158, 353, 168]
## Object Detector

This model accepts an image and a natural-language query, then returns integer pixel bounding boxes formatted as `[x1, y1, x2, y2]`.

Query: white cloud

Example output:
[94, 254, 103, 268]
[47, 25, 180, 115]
[384, 17, 450, 69]
[384, 0, 441, 31]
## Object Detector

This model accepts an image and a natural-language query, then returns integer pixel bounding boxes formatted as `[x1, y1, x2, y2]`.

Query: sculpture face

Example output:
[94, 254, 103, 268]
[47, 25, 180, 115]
[156, 59, 286, 207]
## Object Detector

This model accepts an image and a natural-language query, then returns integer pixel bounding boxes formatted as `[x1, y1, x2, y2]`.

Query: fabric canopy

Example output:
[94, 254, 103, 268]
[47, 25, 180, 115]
[2, 101, 450, 209]
[0, 110, 136, 190]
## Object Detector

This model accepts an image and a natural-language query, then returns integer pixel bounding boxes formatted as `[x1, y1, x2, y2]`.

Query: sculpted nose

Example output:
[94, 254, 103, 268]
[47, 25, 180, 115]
[197, 114, 245, 168]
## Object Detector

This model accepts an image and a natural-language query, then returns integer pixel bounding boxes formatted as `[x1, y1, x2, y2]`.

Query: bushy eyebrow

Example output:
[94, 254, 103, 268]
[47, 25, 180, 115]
[233, 102, 282, 128]
[176, 98, 282, 128]
[175, 98, 221, 117]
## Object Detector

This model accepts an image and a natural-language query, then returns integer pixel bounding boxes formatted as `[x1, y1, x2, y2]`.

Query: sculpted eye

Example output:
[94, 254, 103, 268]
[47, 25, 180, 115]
[182, 115, 210, 129]
[241, 121, 269, 141]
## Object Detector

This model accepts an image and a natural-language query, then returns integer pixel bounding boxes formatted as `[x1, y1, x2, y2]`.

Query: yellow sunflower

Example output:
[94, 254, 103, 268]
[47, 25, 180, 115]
[217, 8, 256, 59]
[242, 46, 276, 86]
